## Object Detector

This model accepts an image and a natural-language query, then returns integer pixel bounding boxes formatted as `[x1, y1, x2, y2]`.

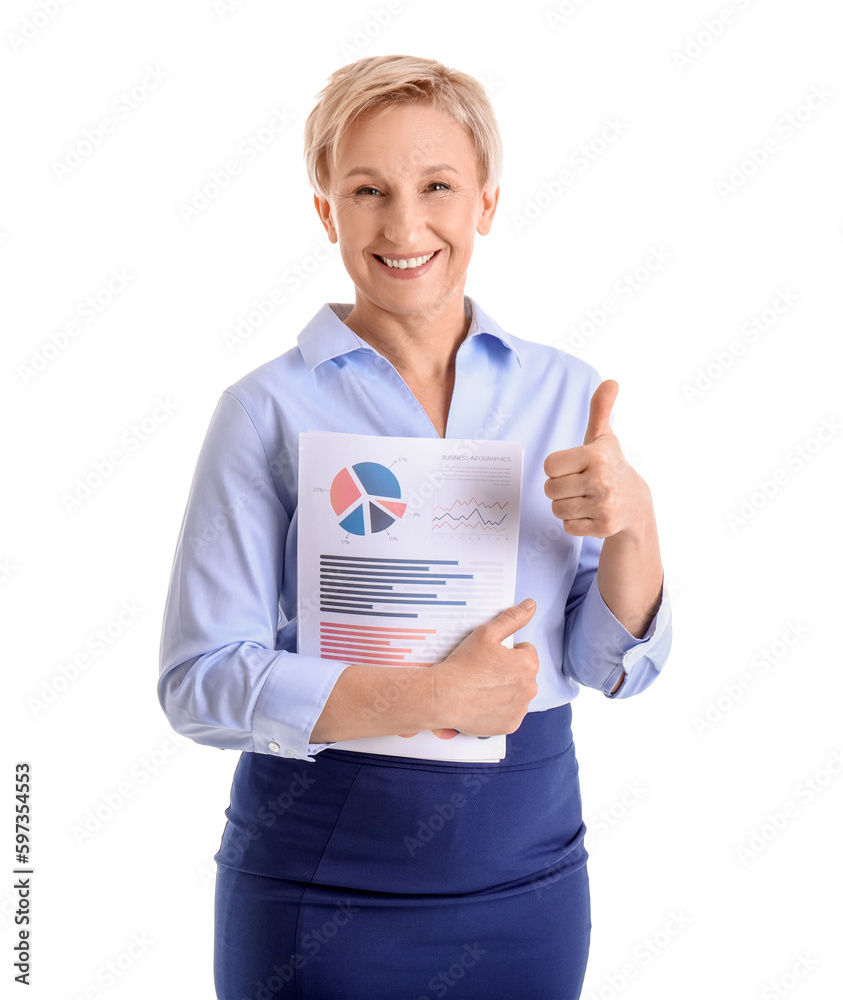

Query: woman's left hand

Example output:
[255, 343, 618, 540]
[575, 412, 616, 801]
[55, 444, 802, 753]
[543, 380, 655, 539]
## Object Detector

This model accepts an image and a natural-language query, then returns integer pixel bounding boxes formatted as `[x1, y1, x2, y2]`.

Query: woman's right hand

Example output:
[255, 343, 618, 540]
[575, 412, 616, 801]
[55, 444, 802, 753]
[430, 598, 540, 737]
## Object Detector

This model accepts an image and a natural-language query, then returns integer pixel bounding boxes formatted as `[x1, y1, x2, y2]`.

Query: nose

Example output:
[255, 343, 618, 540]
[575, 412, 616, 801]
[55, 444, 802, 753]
[380, 188, 426, 250]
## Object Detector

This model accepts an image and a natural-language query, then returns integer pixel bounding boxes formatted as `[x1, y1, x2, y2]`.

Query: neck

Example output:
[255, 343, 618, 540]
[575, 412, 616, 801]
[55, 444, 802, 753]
[343, 287, 470, 380]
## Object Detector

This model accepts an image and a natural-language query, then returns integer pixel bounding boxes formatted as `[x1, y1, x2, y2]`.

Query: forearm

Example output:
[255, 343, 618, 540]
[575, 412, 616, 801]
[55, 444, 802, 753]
[596, 501, 664, 641]
[310, 663, 437, 743]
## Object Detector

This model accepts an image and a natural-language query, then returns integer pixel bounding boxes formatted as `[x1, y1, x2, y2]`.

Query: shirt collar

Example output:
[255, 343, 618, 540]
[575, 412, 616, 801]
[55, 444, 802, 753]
[297, 295, 522, 371]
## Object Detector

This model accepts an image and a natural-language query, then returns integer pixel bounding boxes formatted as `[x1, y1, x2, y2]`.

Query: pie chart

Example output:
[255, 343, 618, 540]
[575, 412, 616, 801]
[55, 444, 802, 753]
[330, 462, 407, 536]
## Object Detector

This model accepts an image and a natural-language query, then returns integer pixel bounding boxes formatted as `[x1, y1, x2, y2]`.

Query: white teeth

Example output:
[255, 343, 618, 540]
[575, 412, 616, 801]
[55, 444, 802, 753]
[380, 251, 436, 269]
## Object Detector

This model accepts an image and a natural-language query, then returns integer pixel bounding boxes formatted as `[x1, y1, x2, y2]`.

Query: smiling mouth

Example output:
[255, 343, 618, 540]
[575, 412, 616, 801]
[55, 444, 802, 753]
[374, 250, 441, 269]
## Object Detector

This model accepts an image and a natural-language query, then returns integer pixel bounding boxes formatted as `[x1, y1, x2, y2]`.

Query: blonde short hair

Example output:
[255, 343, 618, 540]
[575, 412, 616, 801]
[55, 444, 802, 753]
[303, 54, 502, 198]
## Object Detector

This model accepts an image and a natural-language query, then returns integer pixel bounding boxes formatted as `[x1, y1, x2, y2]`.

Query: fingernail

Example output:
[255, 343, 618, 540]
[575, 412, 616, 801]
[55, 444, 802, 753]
[519, 598, 536, 610]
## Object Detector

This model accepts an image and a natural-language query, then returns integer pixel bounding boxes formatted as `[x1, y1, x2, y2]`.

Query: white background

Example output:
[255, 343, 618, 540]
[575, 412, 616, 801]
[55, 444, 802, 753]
[3, 0, 841, 997]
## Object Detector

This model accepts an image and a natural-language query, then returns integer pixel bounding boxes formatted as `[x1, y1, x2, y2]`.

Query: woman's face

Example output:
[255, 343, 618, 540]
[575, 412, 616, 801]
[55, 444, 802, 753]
[315, 101, 499, 321]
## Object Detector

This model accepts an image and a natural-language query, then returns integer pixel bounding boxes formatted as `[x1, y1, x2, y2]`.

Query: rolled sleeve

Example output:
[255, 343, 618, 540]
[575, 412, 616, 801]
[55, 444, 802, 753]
[253, 650, 351, 761]
[563, 574, 672, 698]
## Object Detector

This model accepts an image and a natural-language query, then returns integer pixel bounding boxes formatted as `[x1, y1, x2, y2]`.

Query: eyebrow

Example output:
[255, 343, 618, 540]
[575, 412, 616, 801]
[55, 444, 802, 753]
[341, 163, 459, 180]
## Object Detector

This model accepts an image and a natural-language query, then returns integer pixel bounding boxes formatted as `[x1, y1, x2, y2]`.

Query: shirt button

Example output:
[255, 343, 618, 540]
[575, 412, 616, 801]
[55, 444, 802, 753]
[285, 749, 296, 757]
[268, 741, 280, 752]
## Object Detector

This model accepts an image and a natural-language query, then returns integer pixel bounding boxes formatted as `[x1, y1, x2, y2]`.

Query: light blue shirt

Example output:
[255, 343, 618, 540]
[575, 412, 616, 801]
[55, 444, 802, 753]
[158, 296, 672, 762]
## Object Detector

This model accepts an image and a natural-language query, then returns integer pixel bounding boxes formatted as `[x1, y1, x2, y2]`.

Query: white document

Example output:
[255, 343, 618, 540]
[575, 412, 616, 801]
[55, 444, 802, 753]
[297, 431, 524, 762]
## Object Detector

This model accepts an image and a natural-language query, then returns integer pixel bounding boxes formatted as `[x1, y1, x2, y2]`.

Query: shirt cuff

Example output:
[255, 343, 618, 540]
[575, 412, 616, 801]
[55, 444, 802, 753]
[574, 576, 672, 698]
[252, 651, 351, 761]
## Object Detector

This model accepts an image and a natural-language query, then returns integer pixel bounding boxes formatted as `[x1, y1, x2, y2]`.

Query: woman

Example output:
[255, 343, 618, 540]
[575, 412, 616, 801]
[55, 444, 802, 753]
[158, 54, 672, 999]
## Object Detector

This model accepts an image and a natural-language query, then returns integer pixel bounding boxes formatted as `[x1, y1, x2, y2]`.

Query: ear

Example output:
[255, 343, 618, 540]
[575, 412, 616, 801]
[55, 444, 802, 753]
[477, 184, 500, 236]
[313, 192, 338, 243]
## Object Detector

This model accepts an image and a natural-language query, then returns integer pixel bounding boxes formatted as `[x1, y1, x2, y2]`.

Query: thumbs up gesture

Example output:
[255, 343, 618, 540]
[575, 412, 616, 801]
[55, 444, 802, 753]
[543, 380, 653, 539]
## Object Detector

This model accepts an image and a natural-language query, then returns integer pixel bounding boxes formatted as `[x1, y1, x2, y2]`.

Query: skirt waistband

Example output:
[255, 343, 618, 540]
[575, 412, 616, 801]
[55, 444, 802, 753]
[317, 702, 573, 772]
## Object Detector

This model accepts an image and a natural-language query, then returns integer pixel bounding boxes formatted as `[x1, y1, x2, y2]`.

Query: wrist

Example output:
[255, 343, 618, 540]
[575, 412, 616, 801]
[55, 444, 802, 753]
[374, 665, 441, 734]
[427, 663, 447, 731]
[613, 487, 658, 546]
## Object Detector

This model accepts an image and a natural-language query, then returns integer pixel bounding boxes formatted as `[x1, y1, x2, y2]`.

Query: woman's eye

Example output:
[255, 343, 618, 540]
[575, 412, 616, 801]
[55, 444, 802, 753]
[353, 183, 450, 197]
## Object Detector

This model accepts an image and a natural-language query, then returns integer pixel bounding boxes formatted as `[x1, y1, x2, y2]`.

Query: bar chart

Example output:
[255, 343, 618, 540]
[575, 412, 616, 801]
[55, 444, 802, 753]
[317, 553, 507, 664]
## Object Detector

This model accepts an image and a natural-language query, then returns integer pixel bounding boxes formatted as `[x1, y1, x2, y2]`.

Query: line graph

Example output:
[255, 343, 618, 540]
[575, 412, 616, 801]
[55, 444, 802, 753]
[432, 496, 510, 534]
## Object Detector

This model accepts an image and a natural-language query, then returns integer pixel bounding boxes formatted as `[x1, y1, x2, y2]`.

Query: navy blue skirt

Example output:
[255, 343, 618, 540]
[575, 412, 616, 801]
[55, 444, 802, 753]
[214, 703, 591, 998]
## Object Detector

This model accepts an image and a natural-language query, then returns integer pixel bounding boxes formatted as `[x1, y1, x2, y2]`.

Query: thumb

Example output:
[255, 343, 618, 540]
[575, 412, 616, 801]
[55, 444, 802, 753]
[484, 598, 536, 644]
[583, 379, 618, 445]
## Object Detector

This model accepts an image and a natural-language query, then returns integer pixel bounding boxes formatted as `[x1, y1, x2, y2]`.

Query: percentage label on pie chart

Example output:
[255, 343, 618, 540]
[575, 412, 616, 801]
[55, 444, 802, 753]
[330, 462, 407, 536]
